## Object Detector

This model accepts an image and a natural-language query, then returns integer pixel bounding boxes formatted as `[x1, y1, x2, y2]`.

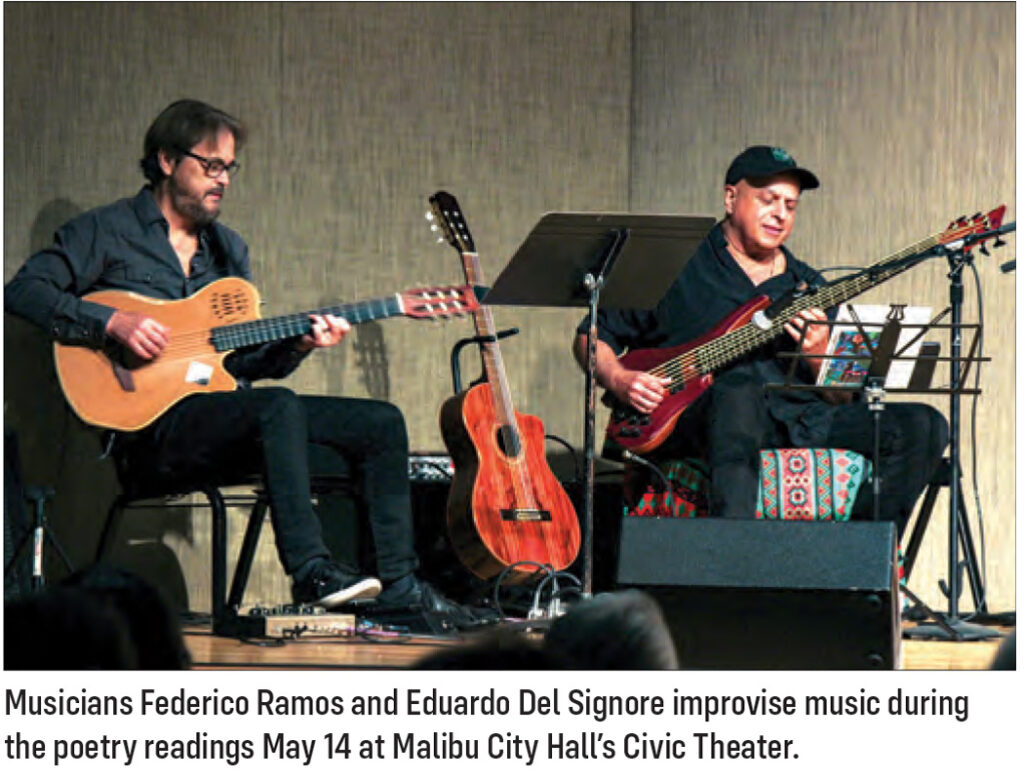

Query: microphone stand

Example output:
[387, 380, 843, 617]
[903, 240, 1000, 641]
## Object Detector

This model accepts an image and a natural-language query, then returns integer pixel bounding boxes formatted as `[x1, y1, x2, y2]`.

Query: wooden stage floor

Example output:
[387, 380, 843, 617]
[182, 618, 1009, 671]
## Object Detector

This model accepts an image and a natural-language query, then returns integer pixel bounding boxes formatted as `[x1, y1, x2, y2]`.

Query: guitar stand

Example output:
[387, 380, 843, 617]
[449, 328, 519, 394]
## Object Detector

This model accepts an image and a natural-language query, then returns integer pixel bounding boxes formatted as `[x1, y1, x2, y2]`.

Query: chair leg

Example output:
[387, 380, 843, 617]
[902, 482, 940, 579]
[204, 488, 229, 628]
[227, 494, 269, 613]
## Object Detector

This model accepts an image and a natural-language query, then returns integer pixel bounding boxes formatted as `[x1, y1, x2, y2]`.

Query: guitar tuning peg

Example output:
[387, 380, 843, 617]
[437, 236, 445, 243]
[430, 224, 439, 232]
[971, 212, 982, 221]
[994, 236, 1007, 248]
[979, 243, 990, 256]
[425, 212, 434, 221]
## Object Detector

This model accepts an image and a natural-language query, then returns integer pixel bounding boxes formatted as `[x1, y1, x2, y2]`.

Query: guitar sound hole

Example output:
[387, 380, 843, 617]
[495, 425, 522, 458]
[211, 290, 251, 320]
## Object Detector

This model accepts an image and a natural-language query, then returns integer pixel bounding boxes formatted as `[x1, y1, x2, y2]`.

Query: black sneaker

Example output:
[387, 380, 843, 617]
[374, 575, 498, 629]
[292, 560, 381, 609]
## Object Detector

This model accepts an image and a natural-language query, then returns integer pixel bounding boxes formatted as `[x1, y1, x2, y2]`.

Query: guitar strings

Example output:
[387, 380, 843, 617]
[130, 300, 405, 360]
[149, 289, 472, 360]
[643, 230, 947, 389]
[469, 264, 537, 512]
[460, 251, 567, 568]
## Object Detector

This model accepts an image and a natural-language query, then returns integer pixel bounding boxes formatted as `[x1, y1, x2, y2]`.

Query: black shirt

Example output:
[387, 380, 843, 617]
[4, 186, 307, 381]
[578, 221, 840, 445]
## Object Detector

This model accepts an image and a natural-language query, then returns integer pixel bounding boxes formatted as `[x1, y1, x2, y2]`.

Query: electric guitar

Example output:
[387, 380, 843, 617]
[429, 191, 581, 581]
[606, 206, 1007, 454]
[53, 277, 482, 431]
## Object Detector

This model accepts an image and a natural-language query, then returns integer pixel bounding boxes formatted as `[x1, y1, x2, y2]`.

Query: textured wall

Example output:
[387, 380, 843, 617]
[630, 2, 1016, 613]
[4, 2, 1014, 614]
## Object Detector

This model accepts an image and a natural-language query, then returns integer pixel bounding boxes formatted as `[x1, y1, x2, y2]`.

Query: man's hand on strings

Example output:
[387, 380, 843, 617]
[106, 310, 170, 360]
[784, 307, 830, 357]
[784, 306, 830, 375]
[614, 370, 672, 414]
[297, 313, 350, 352]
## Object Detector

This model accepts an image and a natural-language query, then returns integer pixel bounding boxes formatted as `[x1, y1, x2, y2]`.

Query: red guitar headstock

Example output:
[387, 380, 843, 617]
[398, 285, 481, 319]
[941, 206, 1007, 253]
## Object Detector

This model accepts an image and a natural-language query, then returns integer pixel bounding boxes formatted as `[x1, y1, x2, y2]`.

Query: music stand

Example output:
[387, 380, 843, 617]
[483, 212, 716, 594]
[771, 305, 999, 641]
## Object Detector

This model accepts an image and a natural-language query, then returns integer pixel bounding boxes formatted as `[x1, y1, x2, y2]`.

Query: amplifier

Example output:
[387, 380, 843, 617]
[616, 516, 901, 670]
[408, 452, 454, 482]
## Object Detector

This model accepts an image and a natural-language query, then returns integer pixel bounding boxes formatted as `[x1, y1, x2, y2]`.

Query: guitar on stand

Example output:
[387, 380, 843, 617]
[428, 191, 581, 582]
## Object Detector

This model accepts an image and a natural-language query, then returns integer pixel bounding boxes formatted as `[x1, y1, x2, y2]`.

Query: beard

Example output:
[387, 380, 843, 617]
[168, 174, 222, 228]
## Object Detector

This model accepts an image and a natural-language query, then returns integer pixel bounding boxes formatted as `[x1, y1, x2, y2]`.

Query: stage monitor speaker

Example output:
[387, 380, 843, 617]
[616, 516, 900, 670]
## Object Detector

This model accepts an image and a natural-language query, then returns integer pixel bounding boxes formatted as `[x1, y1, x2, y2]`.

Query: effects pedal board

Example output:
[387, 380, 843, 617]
[216, 605, 356, 639]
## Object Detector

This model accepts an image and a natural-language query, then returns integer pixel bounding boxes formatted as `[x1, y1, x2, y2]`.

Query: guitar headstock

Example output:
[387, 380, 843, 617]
[941, 206, 1008, 253]
[399, 285, 481, 320]
[427, 191, 476, 254]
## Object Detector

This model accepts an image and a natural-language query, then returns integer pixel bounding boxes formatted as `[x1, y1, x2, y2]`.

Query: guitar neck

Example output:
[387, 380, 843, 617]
[693, 231, 943, 374]
[210, 294, 404, 352]
[461, 252, 517, 425]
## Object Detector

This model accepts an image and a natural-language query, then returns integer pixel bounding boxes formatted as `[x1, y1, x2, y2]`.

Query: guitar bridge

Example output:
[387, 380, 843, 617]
[111, 363, 136, 392]
[500, 508, 551, 523]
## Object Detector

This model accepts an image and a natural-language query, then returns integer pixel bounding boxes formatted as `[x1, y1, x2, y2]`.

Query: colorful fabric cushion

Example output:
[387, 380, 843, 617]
[624, 448, 871, 523]
[756, 448, 871, 522]
[625, 458, 710, 518]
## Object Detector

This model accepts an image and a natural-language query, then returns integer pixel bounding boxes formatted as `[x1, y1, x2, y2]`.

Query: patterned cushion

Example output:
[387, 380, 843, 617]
[625, 458, 710, 518]
[624, 448, 871, 523]
[756, 448, 871, 522]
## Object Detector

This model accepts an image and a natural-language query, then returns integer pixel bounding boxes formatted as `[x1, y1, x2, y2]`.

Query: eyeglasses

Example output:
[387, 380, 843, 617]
[177, 148, 241, 178]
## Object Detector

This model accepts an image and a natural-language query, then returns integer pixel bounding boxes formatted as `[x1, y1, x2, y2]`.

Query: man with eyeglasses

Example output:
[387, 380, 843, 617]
[5, 99, 486, 626]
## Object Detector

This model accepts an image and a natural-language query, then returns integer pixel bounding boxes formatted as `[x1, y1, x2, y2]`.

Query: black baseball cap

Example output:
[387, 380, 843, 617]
[724, 146, 820, 190]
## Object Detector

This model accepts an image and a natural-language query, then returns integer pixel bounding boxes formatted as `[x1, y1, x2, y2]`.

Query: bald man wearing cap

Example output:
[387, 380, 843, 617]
[573, 146, 948, 533]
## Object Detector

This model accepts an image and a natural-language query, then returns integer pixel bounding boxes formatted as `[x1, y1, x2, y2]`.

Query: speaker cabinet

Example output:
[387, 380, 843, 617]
[616, 517, 900, 670]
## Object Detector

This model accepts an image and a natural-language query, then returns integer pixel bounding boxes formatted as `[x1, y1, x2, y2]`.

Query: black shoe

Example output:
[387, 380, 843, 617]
[375, 576, 498, 629]
[292, 560, 381, 609]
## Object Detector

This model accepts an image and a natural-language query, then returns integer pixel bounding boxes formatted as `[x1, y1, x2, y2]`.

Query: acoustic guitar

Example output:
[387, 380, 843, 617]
[429, 191, 581, 581]
[605, 206, 1007, 454]
[53, 277, 481, 431]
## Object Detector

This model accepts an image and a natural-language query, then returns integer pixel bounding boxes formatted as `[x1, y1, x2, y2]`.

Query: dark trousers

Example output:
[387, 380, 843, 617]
[119, 388, 419, 580]
[671, 378, 949, 535]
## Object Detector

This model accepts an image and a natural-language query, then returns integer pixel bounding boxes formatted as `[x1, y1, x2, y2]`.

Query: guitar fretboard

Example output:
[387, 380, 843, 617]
[690, 233, 943, 376]
[210, 295, 403, 351]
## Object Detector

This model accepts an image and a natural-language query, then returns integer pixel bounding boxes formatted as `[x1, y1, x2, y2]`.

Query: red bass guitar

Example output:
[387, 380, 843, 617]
[429, 191, 581, 581]
[606, 206, 1007, 454]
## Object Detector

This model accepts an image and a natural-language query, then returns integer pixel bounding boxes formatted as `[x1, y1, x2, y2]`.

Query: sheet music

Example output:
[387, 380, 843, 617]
[816, 304, 933, 389]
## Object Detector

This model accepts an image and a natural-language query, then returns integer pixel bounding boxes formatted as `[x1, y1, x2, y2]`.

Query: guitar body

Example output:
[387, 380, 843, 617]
[606, 294, 772, 453]
[54, 278, 259, 431]
[440, 383, 581, 581]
